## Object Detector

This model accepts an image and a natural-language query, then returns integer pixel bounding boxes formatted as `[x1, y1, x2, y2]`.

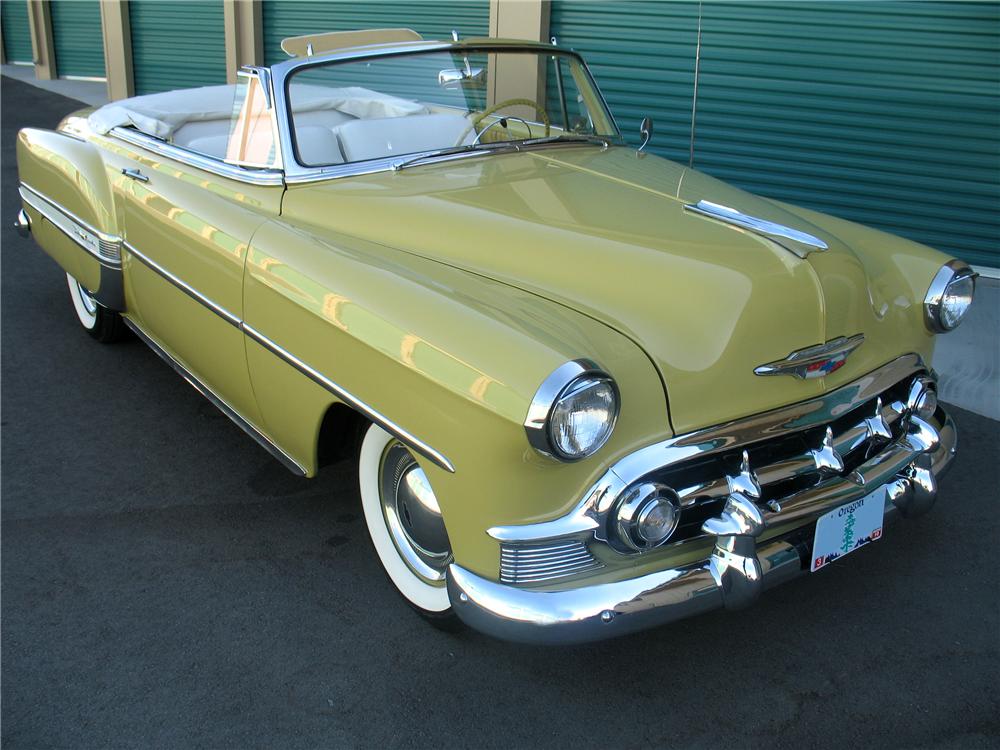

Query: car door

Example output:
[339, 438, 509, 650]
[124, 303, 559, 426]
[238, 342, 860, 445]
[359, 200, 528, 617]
[116, 71, 283, 427]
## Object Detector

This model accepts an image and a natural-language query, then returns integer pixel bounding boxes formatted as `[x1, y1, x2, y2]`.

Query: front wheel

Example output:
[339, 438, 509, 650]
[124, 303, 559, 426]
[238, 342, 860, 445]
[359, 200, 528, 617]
[358, 424, 461, 629]
[66, 273, 126, 343]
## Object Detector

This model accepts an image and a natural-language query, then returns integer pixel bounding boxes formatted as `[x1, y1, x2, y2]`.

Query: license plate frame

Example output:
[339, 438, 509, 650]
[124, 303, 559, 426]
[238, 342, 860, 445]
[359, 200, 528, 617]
[810, 487, 886, 572]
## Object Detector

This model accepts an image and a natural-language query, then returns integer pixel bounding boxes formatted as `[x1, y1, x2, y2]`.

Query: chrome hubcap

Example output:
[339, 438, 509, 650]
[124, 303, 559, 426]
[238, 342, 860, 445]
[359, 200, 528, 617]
[77, 282, 98, 315]
[379, 442, 451, 583]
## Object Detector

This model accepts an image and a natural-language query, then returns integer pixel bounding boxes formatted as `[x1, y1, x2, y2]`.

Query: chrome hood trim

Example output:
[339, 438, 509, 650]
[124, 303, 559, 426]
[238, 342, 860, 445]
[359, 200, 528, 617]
[684, 199, 829, 259]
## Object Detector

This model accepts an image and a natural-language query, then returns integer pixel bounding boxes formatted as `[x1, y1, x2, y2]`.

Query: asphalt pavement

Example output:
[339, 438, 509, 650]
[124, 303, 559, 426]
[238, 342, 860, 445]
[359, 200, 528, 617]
[2, 75, 998, 749]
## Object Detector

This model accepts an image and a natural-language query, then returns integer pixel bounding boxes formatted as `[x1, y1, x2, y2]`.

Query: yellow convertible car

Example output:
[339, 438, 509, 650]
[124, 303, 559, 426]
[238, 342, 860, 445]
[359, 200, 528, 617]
[14, 30, 975, 643]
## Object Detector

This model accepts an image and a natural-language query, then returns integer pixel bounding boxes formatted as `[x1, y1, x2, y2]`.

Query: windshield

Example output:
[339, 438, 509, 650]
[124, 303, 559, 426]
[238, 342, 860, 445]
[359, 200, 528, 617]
[285, 48, 619, 168]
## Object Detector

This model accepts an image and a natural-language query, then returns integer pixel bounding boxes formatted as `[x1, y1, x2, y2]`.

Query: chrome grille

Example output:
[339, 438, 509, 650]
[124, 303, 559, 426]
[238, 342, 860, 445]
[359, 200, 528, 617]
[500, 540, 603, 584]
[659, 375, 919, 542]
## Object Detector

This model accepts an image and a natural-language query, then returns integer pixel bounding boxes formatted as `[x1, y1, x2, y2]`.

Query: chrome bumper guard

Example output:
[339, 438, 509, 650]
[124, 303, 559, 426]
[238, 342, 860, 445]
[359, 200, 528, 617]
[448, 407, 956, 644]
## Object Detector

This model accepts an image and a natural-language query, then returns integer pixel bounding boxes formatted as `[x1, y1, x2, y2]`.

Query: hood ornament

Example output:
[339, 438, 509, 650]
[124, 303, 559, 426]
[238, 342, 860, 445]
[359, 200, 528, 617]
[754, 334, 864, 379]
[684, 200, 829, 259]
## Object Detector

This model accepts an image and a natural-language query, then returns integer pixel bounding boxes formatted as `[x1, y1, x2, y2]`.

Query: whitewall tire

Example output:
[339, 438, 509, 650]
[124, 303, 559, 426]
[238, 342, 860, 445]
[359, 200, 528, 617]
[66, 273, 126, 343]
[358, 424, 453, 616]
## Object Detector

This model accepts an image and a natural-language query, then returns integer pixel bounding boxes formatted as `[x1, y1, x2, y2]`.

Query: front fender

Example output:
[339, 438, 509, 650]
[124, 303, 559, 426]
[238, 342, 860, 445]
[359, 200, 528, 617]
[242, 219, 670, 578]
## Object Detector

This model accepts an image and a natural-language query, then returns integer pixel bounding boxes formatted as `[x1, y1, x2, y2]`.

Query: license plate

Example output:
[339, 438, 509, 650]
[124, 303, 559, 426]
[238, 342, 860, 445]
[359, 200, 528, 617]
[810, 487, 886, 572]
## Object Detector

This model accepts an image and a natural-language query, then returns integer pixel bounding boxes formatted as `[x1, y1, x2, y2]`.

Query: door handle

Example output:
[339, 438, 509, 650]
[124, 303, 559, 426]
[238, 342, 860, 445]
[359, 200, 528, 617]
[122, 168, 149, 183]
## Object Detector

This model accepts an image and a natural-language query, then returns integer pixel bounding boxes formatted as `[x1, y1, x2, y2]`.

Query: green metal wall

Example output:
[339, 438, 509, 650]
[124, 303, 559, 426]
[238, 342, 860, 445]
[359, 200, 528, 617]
[1, 0, 33, 64]
[262, 0, 490, 65]
[50, 0, 105, 78]
[552, 1, 1000, 268]
[129, 0, 227, 94]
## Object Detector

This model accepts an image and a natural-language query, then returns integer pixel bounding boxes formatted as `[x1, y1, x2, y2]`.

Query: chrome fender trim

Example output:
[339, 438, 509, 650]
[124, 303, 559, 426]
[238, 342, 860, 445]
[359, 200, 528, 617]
[18, 183, 125, 311]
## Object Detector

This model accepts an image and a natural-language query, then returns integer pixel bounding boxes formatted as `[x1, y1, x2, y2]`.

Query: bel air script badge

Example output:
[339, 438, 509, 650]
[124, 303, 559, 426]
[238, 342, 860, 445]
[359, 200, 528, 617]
[754, 334, 865, 380]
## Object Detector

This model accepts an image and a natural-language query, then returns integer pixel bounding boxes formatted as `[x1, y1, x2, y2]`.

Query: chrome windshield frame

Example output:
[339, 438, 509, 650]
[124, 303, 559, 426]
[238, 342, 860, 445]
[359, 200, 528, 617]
[269, 39, 621, 184]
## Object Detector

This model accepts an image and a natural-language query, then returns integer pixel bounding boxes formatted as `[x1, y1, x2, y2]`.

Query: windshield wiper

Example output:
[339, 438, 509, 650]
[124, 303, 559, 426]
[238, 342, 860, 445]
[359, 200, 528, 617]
[392, 141, 518, 172]
[520, 134, 617, 149]
[392, 134, 617, 172]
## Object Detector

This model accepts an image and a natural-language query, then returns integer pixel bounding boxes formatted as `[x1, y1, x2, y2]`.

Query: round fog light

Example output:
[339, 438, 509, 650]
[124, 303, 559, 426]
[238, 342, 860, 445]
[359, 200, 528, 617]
[907, 377, 938, 421]
[614, 483, 680, 551]
[915, 387, 938, 420]
[636, 498, 679, 544]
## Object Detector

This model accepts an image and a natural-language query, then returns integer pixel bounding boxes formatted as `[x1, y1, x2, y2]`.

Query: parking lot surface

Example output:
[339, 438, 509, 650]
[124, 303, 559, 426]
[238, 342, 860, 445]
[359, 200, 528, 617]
[2, 76, 998, 749]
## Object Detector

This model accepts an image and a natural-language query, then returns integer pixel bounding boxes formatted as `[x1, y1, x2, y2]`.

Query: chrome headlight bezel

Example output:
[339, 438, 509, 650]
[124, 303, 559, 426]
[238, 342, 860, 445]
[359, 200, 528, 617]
[524, 359, 620, 462]
[924, 260, 977, 333]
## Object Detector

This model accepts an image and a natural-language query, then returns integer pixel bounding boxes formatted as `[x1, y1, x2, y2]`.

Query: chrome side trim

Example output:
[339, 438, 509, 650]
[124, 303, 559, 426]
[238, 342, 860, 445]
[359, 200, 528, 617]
[684, 199, 829, 259]
[123, 239, 453, 473]
[242, 323, 456, 474]
[110, 127, 285, 187]
[19, 183, 126, 310]
[19, 183, 121, 266]
[489, 353, 925, 543]
[753, 333, 865, 379]
[123, 241, 241, 328]
[122, 317, 307, 477]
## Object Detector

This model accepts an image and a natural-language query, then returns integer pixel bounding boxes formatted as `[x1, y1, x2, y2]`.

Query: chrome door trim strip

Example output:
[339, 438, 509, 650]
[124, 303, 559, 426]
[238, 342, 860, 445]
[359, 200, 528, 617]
[242, 323, 456, 474]
[122, 317, 308, 477]
[19, 183, 122, 267]
[110, 127, 285, 187]
[683, 200, 829, 259]
[123, 241, 241, 328]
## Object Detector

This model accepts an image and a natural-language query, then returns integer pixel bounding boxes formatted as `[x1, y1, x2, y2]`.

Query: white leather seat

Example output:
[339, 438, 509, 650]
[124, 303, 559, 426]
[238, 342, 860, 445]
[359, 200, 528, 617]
[183, 132, 229, 159]
[295, 125, 345, 165]
[337, 113, 473, 163]
[184, 125, 343, 165]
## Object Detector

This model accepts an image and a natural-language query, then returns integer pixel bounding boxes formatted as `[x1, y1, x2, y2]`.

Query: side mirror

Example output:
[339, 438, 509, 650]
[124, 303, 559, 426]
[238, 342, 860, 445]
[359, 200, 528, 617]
[638, 116, 653, 155]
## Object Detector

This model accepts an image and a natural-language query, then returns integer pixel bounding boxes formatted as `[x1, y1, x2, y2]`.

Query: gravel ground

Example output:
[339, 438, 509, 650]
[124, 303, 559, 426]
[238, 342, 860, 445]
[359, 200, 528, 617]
[2, 75, 998, 749]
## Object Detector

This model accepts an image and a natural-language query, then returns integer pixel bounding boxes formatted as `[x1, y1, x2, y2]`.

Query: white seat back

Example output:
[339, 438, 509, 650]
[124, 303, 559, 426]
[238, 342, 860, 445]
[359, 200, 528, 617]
[336, 113, 473, 163]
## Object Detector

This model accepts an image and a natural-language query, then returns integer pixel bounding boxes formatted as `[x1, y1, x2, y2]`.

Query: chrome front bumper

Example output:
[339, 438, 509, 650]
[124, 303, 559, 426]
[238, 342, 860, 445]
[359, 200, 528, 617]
[447, 408, 956, 645]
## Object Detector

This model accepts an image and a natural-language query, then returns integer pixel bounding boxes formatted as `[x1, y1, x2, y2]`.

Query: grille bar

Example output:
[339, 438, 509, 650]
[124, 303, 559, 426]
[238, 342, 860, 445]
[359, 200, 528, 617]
[500, 540, 603, 584]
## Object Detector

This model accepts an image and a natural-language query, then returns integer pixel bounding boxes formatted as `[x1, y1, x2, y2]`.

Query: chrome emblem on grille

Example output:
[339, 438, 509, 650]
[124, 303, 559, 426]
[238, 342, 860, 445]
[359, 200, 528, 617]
[754, 334, 865, 380]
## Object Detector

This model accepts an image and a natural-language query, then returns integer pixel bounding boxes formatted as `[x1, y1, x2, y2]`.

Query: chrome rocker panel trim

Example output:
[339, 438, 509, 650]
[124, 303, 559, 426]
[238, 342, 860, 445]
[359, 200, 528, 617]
[18, 183, 125, 311]
[449, 408, 956, 644]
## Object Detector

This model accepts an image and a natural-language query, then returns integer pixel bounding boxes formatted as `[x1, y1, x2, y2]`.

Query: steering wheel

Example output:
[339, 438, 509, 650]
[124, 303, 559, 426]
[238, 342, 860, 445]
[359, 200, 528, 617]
[455, 98, 551, 147]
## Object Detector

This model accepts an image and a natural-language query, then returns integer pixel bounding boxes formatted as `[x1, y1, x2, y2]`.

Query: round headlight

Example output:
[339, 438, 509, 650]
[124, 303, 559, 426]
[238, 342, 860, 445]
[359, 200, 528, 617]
[524, 360, 620, 461]
[924, 261, 976, 333]
[549, 376, 618, 460]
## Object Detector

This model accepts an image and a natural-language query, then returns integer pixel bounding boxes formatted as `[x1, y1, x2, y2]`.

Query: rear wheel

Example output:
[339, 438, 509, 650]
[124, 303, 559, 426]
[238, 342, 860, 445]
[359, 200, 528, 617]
[67, 273, 126, 343]
[358, 423, 461, 629]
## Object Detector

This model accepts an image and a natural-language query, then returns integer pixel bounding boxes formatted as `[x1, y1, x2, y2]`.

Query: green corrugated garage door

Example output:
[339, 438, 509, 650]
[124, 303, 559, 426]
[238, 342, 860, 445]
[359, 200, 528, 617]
[50, 0, 105, 79]
[1, 0, 33, 65]
[262, 0, 489, 65]
[129, 0, 226, 94]
[551, 1, 1000, 268]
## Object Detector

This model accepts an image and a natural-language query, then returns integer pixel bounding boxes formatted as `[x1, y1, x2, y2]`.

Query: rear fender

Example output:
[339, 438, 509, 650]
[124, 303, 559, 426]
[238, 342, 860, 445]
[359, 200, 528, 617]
[15, 128, 124, 310]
